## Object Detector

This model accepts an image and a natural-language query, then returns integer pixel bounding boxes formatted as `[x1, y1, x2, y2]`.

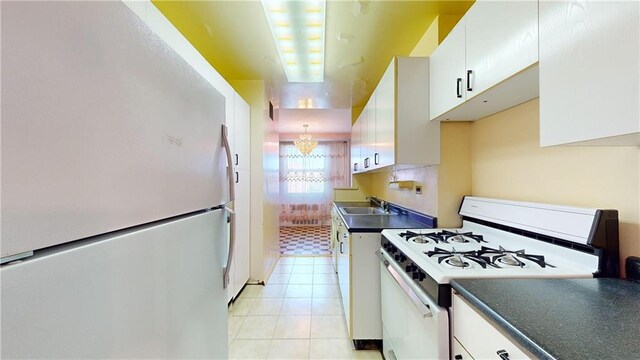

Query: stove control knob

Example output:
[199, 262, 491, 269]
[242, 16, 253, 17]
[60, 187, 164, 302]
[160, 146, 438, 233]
[405, 263, 415, 272]
[399, 254, 407, 262]
[394, 254, 401, 262]
[412, 271, 426, 281]
[388, 246, 397, 254]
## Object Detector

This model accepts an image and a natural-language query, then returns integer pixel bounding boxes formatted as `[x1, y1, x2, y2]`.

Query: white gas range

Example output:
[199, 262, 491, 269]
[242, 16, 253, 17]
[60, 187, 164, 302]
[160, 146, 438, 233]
[377, 196, 619, 360]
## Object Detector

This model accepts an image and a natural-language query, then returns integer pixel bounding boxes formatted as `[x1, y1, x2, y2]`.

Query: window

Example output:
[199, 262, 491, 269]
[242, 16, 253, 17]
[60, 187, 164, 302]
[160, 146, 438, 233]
[285, 154, 325, 194]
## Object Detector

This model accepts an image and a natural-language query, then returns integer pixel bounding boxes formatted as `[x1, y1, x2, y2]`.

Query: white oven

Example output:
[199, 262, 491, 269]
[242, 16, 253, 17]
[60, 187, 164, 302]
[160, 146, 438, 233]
[377, 250, 449, 360]
[376, 196, 619, 360]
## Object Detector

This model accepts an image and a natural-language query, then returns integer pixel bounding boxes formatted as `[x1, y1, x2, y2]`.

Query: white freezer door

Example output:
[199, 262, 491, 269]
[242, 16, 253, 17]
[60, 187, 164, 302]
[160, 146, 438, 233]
[1, 1, 228, 258]
[0, 210, 229, 359]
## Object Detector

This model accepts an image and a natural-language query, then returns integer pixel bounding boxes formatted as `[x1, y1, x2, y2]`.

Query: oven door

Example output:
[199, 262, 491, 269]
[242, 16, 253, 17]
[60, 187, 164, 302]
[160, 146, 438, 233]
[378, 250, 449, 360]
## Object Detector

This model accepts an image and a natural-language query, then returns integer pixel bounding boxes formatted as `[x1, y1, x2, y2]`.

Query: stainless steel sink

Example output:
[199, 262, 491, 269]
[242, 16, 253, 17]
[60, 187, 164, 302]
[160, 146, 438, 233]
[340, 207, 393, 215]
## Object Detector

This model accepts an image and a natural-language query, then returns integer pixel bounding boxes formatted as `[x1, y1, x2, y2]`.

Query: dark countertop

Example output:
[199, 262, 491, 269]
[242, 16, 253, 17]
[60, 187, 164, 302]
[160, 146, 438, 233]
[333, 201, 435, 233]
[451, 278, 640, 360]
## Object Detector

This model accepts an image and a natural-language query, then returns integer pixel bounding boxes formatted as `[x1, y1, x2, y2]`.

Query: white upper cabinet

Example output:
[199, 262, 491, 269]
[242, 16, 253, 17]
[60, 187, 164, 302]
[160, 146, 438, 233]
[351, 115, 362, 173]
[351, 57, 440, 174]
[464, 0, 538, 99]
[539, 0, 640, 146]
[430, 0, 539, 122]
[375, 62, 395, 169]
[233, 93, 251, 170]
[430, 19, 466, 120]
[362, 94, 376, 171]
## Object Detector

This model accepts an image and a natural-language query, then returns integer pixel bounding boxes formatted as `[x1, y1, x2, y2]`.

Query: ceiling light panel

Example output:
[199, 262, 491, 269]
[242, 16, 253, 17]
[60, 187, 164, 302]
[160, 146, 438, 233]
[262, 0, 326, 83]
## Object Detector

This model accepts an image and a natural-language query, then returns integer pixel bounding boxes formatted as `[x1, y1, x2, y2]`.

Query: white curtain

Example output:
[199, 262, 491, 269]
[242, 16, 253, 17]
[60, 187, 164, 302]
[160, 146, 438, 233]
[279, 141, 350, 226]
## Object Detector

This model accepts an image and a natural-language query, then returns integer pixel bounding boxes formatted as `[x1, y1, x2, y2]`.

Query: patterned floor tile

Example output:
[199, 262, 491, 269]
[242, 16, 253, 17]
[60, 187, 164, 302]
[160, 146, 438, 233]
[279, 226, 332, 256]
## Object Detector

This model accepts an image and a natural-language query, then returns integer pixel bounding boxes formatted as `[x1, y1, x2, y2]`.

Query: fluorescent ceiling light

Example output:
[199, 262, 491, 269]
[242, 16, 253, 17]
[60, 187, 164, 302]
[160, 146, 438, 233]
[262, 0, 326, 83]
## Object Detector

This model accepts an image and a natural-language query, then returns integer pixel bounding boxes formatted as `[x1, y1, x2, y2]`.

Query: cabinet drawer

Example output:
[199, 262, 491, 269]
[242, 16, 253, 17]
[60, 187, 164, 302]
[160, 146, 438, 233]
[452, 337, 475, 360]
[452, 293, 530, 360]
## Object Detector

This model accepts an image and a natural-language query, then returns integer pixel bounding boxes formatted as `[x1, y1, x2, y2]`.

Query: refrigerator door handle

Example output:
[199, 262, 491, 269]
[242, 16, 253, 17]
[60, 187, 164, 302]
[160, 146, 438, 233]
[221, 124, 236, 289]
[221, 124, 236, 203]
[222, 205, 236, 289]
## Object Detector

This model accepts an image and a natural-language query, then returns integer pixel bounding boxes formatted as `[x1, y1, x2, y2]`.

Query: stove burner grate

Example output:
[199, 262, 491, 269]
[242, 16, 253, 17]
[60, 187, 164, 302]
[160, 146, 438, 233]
[426, 247, 496, 269]
[398, 231, 441, 244]
[438, 230, 487, 244]
[477, 246, 554, 268]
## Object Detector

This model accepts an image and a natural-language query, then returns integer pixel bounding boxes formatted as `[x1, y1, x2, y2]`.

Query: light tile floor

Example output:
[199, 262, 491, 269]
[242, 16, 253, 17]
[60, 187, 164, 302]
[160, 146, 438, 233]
[228, 256, 383, 360]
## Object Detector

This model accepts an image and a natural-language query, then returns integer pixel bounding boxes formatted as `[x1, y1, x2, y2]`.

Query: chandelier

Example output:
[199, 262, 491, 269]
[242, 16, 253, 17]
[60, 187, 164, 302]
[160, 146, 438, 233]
[294, 124, 318, 156]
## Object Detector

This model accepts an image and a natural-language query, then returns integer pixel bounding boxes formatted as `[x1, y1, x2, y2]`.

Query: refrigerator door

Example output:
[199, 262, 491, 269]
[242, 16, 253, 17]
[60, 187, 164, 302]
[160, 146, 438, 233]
[0, 210, 228, 359]
[1, 1, 227, 258]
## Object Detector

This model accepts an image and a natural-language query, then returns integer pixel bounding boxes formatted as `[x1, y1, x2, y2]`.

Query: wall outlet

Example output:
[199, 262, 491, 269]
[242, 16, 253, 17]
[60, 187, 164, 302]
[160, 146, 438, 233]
[415, 185, 422, 195]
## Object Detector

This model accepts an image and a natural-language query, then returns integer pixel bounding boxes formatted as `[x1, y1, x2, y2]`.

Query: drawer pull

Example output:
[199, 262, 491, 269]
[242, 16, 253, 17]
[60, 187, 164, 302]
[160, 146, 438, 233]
[454, 355, 463, 360]
[497, 349, 510, 360]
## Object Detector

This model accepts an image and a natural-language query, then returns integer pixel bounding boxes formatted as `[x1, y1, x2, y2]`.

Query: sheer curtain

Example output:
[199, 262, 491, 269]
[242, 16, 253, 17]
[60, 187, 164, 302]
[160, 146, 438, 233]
[279, 141, 350, 226]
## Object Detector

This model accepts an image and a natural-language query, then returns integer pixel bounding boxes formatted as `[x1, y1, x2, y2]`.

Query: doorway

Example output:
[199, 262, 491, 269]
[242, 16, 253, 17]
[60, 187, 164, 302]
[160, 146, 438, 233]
[278, 141, 349, 256]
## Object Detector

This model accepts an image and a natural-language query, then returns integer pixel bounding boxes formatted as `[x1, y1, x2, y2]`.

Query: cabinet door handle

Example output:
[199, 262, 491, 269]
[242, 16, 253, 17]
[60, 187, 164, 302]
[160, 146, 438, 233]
[364, 157, 370, 168]
[454, 355, 463, 360]
[339, 242, 344, 254]
[466, 70, 473, 91]
[235, 171, 239, 184]
[374, 153, 379, 165]
[235, 154, 239, 166]
[354, 163, 358, 172]
[456, 78, 462, 98]
[497, 350, 510, 360]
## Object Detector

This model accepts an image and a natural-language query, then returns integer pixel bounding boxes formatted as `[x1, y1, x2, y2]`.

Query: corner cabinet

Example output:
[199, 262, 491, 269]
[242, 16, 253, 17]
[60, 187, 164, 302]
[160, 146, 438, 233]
[351, 56, 440, 174]
[539, 0, 640, 146]
[430, 0, 539, 122]
[226, 92, 251, 303]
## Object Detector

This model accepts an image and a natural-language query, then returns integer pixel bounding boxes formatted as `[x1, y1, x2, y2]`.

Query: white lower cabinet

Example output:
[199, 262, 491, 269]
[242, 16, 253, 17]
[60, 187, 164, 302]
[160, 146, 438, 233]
[336, 231, 383, 344]
[452, 293, 531, 360]
[452, 337, 475, 360]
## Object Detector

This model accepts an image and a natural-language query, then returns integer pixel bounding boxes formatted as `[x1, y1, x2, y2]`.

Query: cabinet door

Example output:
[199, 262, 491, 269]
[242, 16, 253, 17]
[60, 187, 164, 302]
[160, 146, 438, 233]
[233, 168, 250, 297]
[539, 0, 640, 146]
[337, 231, 350, 336]
[363, 93, 376, 171]
[453, 293, 530, 359]
[465, 0, 538, 99]
[226, 95, 236, 162]
[351, 118, 362, 173]
[429, 19, 466, 120]
[375, 59, 395, 169]
[233, 93, 251, 170]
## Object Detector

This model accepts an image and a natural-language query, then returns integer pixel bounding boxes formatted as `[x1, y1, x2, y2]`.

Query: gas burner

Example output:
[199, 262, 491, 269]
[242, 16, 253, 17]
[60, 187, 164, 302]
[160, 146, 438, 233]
[426, 247, 496, 269]
[497, 254, 524, 267]
[411, 235, 431, 244]
[477, 246, 554, 268]
[445, 255, 469, 268]
[438, 230, 487, 244]
[398, 231, 440, 244]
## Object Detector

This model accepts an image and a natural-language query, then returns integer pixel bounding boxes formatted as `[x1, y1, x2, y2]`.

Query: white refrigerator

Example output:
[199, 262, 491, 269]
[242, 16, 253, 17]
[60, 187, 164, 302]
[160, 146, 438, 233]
[1, 2, 234, 358]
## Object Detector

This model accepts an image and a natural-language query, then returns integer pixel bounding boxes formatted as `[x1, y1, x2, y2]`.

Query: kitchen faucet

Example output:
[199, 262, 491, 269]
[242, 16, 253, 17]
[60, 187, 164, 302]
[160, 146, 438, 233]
[367, 197, 390, 214]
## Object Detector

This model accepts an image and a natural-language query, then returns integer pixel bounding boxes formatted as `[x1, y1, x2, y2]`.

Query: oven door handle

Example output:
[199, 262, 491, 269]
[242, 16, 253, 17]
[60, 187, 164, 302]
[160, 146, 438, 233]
[376, 250, 433, 318]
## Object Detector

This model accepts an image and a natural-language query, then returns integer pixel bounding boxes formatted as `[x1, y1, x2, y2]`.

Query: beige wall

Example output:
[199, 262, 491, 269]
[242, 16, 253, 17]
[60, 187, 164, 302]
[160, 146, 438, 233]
[230, 80, 280, 282]
[355, 122, 472, 228]
[471, 99, 640, 275]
